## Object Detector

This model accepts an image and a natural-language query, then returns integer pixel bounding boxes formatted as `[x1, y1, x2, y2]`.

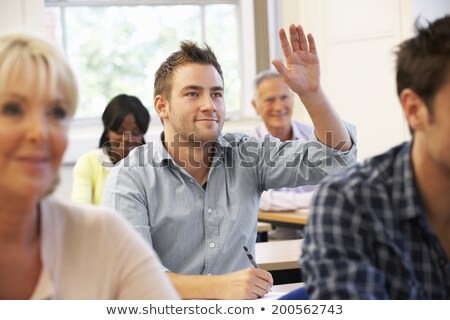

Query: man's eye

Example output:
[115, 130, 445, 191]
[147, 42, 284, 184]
[187, 92, 198, 97]
[212, 92, 223, 98]
[1, 102, 23, 116]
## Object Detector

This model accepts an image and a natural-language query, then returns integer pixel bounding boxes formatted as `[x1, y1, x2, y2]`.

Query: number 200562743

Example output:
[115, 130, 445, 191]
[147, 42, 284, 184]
[271, 304, 343, 315]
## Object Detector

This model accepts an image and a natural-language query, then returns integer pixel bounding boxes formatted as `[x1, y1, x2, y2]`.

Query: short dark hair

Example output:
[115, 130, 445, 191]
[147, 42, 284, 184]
[99, 94, 150, 148]
[396, 15, 450, 111]
[154, 40, 224, 100]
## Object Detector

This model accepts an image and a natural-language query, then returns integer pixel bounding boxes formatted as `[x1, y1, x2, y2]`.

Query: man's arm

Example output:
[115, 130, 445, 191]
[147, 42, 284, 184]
[272, 24, 352, 151]
[167, 268, 273, 300]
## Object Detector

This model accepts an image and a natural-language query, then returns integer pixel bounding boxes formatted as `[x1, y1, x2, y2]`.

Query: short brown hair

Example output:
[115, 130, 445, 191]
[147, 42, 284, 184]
[396, 15, 450, 111]
[154, 40, 224, 100]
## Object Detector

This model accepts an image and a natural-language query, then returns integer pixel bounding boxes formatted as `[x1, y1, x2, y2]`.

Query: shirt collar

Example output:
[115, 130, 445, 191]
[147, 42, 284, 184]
[153, 132, 173, 166]
[98, 147, 114, 168]
[257, 121, 298, 140]
[392, 141, 426, 222]
[153, 132, 227, 168]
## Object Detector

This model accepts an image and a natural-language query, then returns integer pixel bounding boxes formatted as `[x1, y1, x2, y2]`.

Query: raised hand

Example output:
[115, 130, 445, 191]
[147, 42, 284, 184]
[272, 24, 321, 97]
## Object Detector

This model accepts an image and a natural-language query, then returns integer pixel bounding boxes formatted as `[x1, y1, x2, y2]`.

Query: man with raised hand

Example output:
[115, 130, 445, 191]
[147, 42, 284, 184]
[103, 24, 356, 299]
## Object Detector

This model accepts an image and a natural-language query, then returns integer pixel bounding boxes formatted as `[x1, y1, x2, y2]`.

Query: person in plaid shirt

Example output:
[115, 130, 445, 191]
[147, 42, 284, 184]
[301, 15, 450, 299]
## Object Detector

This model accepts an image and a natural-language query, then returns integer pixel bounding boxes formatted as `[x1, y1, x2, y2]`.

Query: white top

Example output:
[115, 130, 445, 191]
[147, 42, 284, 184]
[31, 196, 179, 299]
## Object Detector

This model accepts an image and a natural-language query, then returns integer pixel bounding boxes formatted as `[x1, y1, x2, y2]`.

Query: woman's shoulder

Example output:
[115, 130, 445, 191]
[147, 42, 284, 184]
[73, 148, 112, 171]
[81, 148, 110, 161]
[41, 196, 127, 235]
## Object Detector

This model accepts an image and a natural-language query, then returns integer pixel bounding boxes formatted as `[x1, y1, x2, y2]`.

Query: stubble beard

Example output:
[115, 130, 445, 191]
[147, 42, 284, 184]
[173, 117, 222, 146]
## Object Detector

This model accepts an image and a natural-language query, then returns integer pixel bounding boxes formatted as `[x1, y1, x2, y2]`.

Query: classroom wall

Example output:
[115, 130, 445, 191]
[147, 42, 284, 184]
[315, 0, 408, 161]
[414, 0, 450, 23]
[0, 0, 45, 34]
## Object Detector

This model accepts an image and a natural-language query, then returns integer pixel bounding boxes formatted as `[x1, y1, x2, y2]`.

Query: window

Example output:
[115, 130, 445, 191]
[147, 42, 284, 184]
[44, 0, 243, 119]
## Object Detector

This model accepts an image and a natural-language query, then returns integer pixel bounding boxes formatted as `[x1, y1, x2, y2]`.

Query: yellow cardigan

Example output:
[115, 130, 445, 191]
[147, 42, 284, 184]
[71, 148, 112, 205]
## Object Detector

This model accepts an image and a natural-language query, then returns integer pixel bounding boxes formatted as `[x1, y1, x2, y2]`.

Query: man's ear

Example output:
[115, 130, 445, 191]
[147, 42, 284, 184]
[154, 95, 168, 120]
[251, 100, 259, 115]
[399, 88, 429, 132]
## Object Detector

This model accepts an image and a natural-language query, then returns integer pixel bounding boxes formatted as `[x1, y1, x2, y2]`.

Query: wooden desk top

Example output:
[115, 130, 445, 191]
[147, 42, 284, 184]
[255, 239, 302, 271]
[258, 209, 308, 226]
[257, 221, 272, 233]
[271, 282, 303, 293]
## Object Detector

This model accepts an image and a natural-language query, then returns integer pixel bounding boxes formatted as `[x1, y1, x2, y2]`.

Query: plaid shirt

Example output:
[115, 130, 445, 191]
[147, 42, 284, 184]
[301, 142, 450, 299]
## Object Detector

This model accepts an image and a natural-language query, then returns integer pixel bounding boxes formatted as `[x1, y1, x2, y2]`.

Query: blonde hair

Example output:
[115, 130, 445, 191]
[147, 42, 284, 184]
[0, 33, 78, 116]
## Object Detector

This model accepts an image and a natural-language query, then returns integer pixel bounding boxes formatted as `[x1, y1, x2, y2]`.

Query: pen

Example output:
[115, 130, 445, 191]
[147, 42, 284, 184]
[243, 246, 259, 268]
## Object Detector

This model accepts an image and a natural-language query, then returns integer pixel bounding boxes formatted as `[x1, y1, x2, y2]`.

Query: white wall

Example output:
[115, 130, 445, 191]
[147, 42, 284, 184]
[277, 0, 450, 161]
[320, 0, 407, 161]
[414, 0, 450, 25]
[0, 0, 45, 34]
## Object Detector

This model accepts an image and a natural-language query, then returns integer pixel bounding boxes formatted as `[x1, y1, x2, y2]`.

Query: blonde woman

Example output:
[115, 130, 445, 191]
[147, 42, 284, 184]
[0, 33, 179, 299]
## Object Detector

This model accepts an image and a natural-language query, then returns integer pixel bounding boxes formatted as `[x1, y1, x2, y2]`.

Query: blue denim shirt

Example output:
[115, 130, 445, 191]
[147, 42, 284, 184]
[103, 126, 356, 275]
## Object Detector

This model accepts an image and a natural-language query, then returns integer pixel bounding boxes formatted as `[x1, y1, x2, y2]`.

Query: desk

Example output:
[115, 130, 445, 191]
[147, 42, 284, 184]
[257, 221, 272, 242]
[258, 209, 308, 228]
[255, 239, 302, 271]
[255, 239, 302, 284]
[260, 282, 303, 300]
[271, 282, 303, 293]
[257, 221, 272, 233]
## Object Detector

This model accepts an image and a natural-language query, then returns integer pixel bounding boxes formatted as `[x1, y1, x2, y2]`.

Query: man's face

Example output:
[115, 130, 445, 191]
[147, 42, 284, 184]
[418, 78, 450, 176]
[164, 63, 225, 145]
[252, 77, 293, 132]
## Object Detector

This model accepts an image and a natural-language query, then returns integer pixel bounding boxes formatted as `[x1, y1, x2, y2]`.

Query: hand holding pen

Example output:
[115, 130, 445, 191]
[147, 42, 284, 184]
[243, 246, 259, 268]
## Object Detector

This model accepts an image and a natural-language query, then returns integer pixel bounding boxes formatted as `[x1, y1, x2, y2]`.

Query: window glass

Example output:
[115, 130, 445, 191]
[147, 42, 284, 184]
[44, 1, 241, 119]
[205, 4, 240, 113]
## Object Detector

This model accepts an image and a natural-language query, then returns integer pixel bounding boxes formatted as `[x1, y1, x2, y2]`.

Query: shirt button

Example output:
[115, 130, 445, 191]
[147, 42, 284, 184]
[209, 242, 215, 248]
[207, 208, 213, 213]
[190, 179, 194, 183]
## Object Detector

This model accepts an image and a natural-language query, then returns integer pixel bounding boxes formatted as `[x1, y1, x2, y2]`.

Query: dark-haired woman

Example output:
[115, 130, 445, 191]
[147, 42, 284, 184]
[71, 94, 150, 205]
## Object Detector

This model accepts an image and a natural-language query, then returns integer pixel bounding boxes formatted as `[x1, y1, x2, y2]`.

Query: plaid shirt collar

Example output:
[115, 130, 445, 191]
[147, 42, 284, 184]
[391, 141, 426, 222]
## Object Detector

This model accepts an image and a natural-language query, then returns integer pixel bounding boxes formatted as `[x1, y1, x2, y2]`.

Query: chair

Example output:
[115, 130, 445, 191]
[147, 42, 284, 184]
[278, 286, 309, 300]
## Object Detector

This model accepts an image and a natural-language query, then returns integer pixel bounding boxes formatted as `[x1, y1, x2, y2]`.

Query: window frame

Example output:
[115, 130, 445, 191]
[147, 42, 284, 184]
[44, 0, 258, 124]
